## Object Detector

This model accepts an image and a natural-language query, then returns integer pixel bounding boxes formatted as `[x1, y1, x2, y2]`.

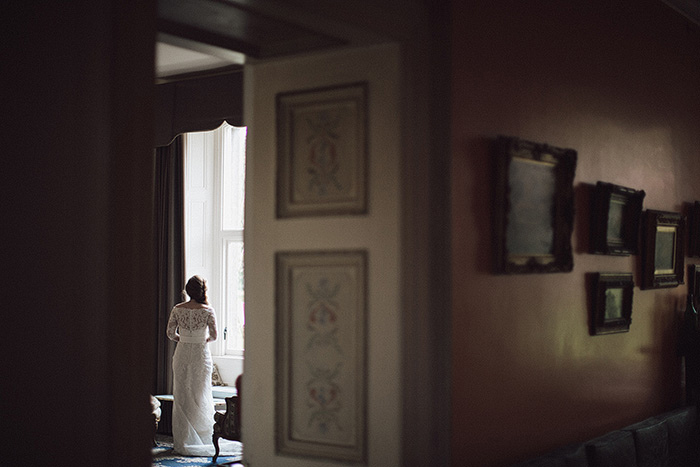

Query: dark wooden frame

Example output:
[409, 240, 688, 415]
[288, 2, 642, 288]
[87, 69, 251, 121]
[492, 136, 577, 274]
[641, 210, 685, 289]
[687, 201, 700, 257]
[688, 264, 700, 303]
[591, 273, 634, 335]
[589, 182, 645, 256]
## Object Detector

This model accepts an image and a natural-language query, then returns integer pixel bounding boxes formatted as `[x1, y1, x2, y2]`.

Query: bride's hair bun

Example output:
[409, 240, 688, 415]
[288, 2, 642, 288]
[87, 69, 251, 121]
[185, 275, 208, 304]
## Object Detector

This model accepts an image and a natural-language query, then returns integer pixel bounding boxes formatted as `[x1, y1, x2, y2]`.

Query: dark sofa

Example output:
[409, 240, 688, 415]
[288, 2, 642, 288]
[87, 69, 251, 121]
[513, 405, 699, 467]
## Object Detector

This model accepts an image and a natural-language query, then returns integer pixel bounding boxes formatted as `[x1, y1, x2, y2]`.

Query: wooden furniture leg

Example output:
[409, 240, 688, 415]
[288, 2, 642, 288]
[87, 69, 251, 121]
[212, 375, 242, 463]
[213, 433, 221, 463]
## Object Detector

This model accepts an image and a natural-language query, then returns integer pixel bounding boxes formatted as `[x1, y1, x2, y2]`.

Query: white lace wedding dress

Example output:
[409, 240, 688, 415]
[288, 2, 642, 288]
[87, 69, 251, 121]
[167, 304, 242, 457]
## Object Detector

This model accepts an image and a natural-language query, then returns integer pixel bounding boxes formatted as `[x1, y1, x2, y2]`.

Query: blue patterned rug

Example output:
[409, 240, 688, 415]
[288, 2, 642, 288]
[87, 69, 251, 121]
[152, 439, 243, 467]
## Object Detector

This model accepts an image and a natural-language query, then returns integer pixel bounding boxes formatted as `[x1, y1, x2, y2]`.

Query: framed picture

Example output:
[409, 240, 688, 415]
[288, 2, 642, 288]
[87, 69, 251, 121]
[590, 273, 634, 335]
[276, 83, 368, 218]
[589, 182, 645, 256]
[687, 201, 700, 257]
[688, 264, 700, 303]
[491, 136, 577, 274]
[641, 210, 685, 289]
[275, 250, 367, 463]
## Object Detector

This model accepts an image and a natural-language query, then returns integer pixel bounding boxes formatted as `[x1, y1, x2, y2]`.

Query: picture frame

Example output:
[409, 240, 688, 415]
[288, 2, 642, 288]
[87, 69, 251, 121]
[589, 182, 645, 256]
[275, 250, 367, 463]
[590, 273, 634, 335]
[641, 210, 685, 289]
[688, 264, 700, 304]
[276, 83, 368, 218]
[491, 136, 577, 274]
[687, 201, 700, 257]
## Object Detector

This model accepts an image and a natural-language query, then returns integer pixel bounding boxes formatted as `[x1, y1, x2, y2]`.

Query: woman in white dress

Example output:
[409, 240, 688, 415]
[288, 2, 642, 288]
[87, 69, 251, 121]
[166, 276, 241, 457]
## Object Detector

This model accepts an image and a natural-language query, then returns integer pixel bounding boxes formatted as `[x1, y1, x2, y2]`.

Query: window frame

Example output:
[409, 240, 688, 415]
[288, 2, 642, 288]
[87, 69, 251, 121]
[183, 123, 246, 357]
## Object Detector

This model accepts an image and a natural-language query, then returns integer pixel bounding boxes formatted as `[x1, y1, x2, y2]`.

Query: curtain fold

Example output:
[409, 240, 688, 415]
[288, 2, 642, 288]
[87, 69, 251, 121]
[154, 136, 185, 395]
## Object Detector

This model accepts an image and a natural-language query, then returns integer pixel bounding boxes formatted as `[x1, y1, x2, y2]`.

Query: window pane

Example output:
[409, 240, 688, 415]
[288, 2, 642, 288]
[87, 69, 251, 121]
[225, 240, 245, 354]
[222, 125, 246, 231]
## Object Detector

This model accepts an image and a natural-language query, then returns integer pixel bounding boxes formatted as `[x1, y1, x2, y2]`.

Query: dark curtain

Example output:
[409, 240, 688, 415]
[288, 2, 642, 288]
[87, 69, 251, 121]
[154, 136, 185, 395]
[155, 69, 244, 147]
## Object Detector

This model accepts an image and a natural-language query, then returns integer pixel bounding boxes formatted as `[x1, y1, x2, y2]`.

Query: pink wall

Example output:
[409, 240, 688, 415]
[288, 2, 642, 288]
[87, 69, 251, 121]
[450, 1, 700, 465]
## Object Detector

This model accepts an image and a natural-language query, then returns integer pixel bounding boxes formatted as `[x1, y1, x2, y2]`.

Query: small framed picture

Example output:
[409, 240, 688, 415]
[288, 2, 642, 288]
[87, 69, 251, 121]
[641, 210, 685, 289]
[589, 182, 645, 256]
[591, 273, 634, 335]
[491, 136, 577, 274]
[276, 83, 368, 218]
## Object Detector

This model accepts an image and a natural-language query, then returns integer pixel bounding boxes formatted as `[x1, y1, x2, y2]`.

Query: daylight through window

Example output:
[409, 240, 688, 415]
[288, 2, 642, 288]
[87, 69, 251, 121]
[184, 123, 246, 357]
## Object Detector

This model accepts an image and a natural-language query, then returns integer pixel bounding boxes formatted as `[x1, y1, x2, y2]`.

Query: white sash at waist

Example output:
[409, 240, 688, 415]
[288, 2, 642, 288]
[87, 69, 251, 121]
[179, 335, 207, 344]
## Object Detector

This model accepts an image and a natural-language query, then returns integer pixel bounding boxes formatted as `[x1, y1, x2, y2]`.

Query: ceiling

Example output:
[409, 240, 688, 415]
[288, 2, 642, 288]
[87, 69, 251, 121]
[155, 0, 396, 80]
[155, 40, 245, 78]
[155, 0, 700, 80]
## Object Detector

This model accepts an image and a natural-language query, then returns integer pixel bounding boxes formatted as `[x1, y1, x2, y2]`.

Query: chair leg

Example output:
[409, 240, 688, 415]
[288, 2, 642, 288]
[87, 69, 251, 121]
[212, 434, 221, 463]
[153, 416, 159, 447]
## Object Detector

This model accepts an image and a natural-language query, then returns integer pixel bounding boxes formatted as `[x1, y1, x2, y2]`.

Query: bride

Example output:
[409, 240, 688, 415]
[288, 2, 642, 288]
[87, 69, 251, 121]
[166, 275, 241, 457]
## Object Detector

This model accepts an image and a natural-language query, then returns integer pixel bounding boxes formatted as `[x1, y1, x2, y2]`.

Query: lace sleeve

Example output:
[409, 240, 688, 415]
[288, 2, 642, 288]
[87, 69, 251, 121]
[206, 309, 218, 343]
[166, 308, 180, 342]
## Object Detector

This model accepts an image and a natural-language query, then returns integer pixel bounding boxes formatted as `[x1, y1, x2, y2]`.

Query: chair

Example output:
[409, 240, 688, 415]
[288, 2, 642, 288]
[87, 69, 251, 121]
[212, 374, 241, 463]
[150, 395, 162, 446]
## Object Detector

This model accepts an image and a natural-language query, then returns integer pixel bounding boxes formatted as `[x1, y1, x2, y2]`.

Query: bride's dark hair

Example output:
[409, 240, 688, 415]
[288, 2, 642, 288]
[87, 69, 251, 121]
[185, 275, 208, 304]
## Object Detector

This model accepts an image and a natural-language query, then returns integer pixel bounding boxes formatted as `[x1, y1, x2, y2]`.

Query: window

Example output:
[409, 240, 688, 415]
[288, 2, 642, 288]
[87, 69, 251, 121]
[184, 123, 246, 356]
